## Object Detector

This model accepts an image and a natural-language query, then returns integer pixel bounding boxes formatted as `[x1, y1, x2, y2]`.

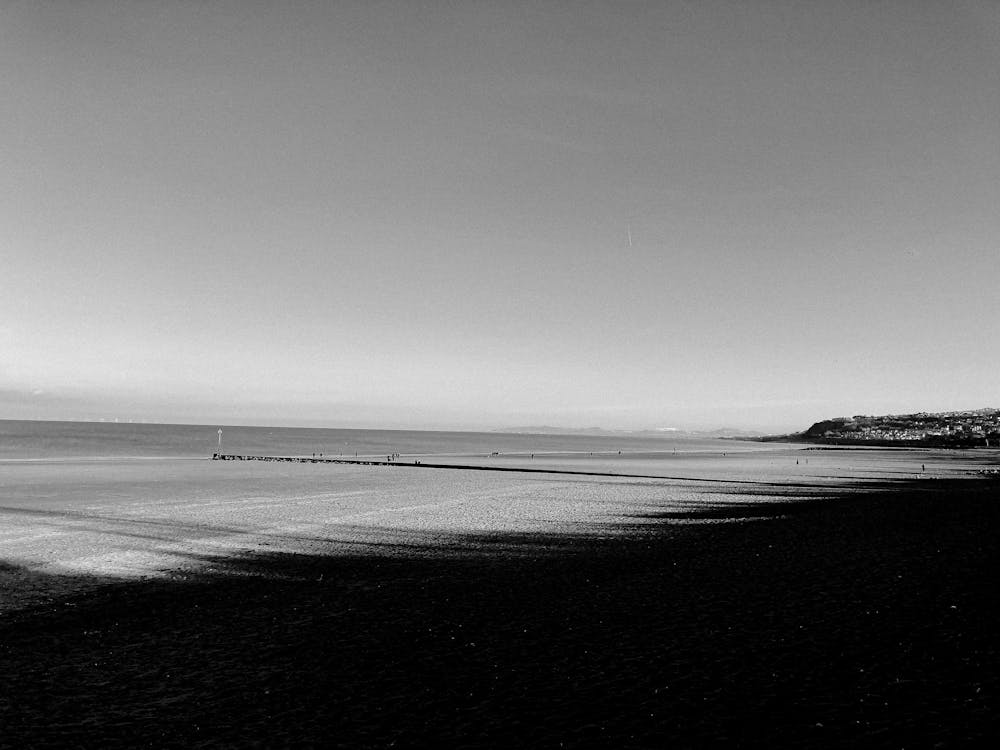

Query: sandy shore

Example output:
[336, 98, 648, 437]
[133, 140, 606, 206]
[1, 474, 997, 747]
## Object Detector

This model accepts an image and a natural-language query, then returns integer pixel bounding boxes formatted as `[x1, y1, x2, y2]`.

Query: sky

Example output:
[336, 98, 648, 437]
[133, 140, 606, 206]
[2, 0, 998, 432]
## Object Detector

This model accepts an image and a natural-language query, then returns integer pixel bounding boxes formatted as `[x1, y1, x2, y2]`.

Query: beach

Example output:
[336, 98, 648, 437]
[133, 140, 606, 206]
[7, 0, 999, 744]
[1, 434, 998, 746]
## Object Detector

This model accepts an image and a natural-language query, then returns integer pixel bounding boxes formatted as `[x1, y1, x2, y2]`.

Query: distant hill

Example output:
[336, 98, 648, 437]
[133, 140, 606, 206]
[765, 408, 1000, 447]
[492, 426, 763, 439]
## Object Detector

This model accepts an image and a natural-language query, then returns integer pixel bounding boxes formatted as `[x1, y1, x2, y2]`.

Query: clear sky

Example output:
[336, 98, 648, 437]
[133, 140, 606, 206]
[2, 0, 998, 432]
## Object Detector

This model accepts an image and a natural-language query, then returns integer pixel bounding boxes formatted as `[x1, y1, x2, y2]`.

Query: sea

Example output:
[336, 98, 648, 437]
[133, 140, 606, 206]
[0, 419, 746, 461]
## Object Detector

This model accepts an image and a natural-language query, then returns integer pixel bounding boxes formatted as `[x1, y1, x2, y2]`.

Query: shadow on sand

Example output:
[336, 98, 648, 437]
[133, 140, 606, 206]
[1, 478, 998, 747]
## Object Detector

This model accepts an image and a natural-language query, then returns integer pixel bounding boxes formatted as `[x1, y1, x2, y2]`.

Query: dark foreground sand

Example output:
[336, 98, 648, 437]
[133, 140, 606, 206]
[1, 478, 998, 748]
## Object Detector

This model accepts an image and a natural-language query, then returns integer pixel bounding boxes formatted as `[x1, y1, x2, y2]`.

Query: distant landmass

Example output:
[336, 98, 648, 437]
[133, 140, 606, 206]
[493, 426, 764, 439]
[761, 408, 1000, 447]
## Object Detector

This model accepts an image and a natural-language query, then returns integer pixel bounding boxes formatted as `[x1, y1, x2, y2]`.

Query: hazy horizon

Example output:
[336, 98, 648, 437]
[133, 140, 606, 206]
[0, 409, 785, 435]
[3, 1, 998, 433]
[5, 404, 1000, 438]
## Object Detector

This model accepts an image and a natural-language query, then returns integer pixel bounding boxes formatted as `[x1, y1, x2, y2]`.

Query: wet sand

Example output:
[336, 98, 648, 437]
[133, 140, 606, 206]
[1, 471, 998, 747]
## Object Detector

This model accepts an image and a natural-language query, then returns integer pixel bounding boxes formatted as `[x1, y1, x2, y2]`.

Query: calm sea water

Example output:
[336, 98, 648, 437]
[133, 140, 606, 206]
[0, 419, 745, 461]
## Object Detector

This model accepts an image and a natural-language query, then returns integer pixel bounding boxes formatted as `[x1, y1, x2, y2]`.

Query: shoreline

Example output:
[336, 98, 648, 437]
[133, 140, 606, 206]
[749, 435, 1000, 450]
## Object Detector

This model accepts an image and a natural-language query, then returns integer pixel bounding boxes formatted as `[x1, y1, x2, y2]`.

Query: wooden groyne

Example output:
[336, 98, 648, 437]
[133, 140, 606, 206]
[209, 453, 843, 487]
[211, 452, 666, 477]
[212, 453, 398, 468]
[211, 452, 686, 480]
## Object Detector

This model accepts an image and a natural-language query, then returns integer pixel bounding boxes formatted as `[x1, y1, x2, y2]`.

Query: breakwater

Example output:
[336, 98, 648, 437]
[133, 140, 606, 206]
[209, 453, 837, 487]
[212, 453, 396, 467]
[211, 452, 664, 478]
[210, 452, 691, 480]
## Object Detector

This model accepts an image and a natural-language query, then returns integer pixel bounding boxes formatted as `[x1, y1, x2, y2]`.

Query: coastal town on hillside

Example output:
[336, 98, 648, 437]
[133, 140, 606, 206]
[800, 408, 1000, 446]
